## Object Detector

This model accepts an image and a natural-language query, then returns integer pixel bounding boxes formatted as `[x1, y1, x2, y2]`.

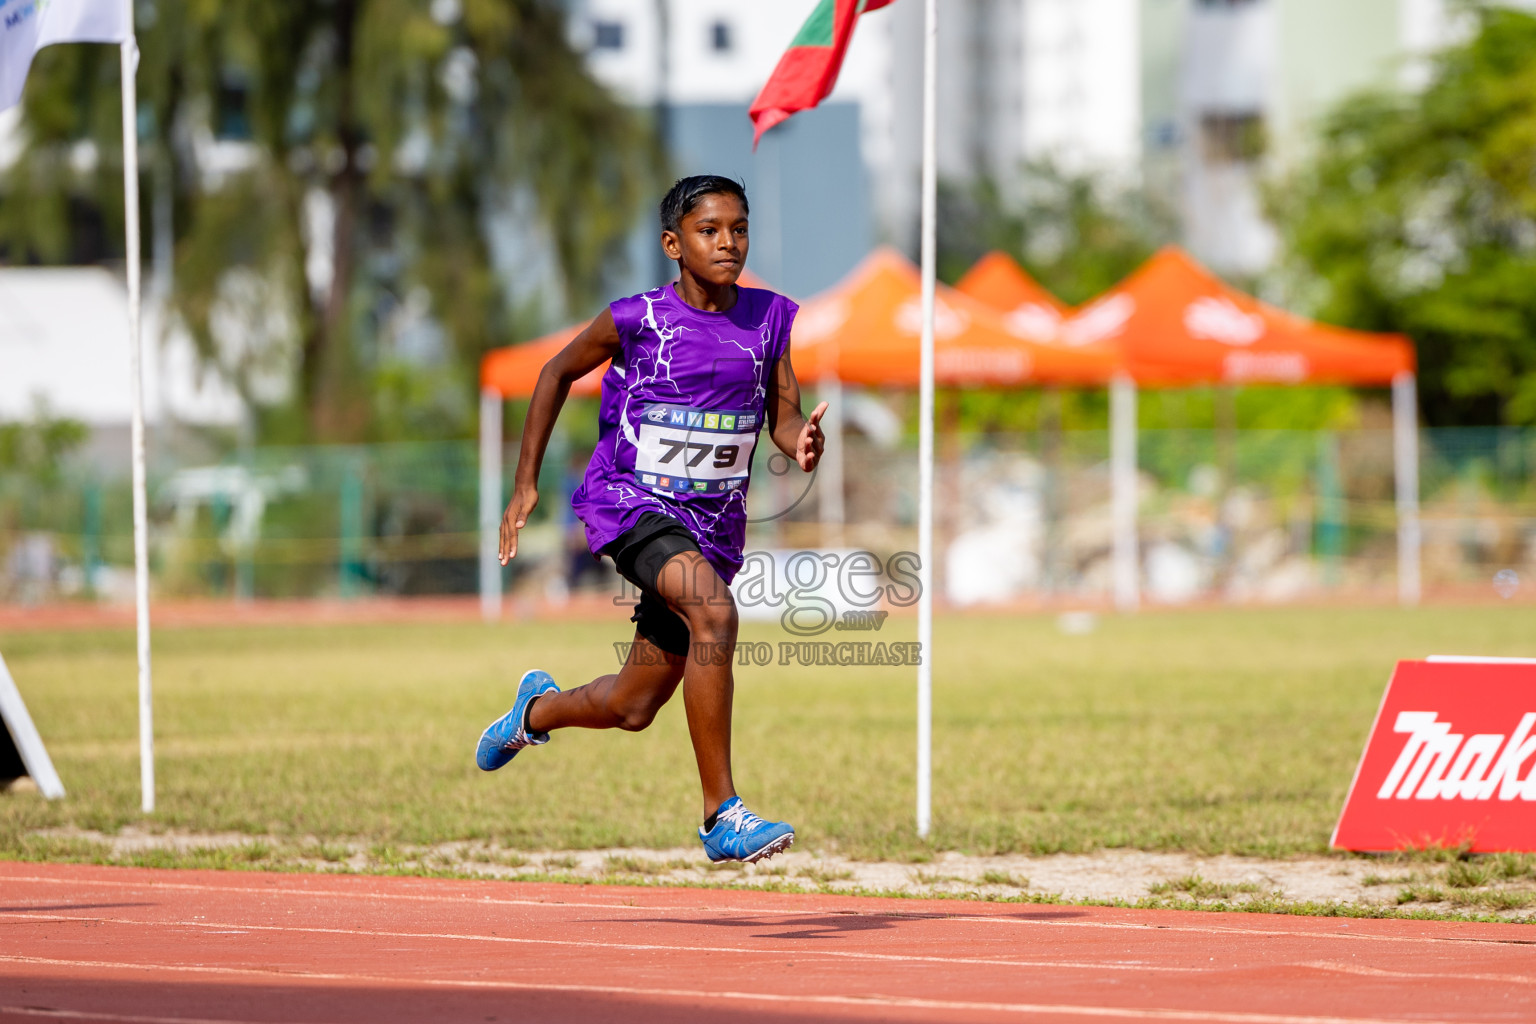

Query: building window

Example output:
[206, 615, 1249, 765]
[1148, 119, 1180, 150]
[710, 20, 733, 53]
[592, 20, 625, 50]
[1200, 112, 1266, 164]
[215, 75, 252, 141]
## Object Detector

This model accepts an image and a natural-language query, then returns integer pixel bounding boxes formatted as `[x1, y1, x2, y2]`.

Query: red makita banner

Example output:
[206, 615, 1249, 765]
[1333, 659, 1536, 852]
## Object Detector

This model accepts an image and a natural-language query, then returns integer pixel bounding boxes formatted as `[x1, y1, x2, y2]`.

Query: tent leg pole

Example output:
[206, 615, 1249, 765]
[915, 0, 939, 842]
[479, 389, 504, 622]
[1111, 375, 1139, 612]
[1393, 372, 1421, 606]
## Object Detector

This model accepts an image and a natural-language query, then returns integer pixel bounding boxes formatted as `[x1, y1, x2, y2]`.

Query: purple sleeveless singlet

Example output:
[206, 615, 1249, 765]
[570, 282, 799, 583]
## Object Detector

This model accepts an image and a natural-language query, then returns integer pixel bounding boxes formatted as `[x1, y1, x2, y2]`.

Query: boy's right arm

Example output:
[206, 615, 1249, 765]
[499, 309, 623, 564]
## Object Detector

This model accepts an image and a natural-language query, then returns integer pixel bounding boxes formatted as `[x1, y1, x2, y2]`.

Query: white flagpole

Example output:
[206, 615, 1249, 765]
[915, 0, 938, 839]
[119, 11, 153, 813]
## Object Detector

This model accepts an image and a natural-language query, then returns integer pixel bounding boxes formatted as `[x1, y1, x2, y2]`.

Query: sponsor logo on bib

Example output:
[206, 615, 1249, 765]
[633, 404, 760, 495]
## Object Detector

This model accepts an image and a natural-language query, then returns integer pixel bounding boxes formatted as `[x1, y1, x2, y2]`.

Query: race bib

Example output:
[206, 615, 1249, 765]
[633, 404, 760, 495]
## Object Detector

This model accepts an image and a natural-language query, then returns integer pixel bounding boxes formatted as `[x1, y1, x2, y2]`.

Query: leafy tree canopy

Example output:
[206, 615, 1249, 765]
[0, 0, 661, 443]
[937, 160, 1177, 307]
[1269, 6, 1536, 426]
[0, 405, 88, 485]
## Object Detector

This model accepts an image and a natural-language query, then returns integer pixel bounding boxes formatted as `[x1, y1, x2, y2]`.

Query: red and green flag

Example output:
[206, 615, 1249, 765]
[750, 0, 895, 148]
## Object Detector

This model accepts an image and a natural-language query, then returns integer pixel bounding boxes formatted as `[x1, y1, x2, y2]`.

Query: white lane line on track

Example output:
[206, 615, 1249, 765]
[1299, 960, 1536, 987]
[4, 910, 1533, 989]
[4, 873, 1531, 949]
[0, 956, 1496, 1024]
[0, 1007, 317, 1024]
[0, 910, 1197, 974]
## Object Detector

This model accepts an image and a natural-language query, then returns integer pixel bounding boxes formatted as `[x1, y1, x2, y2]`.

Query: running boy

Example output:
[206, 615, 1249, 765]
[476, 175, 826, 864]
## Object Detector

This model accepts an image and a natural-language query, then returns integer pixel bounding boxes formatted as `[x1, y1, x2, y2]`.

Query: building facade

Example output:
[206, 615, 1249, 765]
[1147, 0, 1534, 276]
[2, 2, 1517, 299]
[565, 0, 1146, 271]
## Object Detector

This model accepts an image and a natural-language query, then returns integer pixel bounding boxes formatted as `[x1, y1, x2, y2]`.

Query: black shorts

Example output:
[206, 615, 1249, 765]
[601, 512, 699, 658]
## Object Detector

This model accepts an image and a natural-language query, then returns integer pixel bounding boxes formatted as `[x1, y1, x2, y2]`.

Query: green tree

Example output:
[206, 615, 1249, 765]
[936, 161, 1176, 306]
[0, 406, 88, 487]
[0, 404, 89, 558]
[0, 0, 660, 442]
[1268, 6, 1536, 426]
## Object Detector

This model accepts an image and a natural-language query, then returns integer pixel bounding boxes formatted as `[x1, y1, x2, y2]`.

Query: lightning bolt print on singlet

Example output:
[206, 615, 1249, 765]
[571, 284, 799, 583]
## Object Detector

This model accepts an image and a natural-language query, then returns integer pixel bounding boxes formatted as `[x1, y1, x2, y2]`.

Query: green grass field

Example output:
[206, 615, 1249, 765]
[2, 604, 1533, 863]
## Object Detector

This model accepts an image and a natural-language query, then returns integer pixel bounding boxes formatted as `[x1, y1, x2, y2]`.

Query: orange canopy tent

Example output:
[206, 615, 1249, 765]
[954, 250, 1070, 344]
[479, 253, 1121, 399]
[1047, 246, 1420, 609]
[481, 322, 599, 399]
[951, 250, 1150, 609]
[787, 249, 1119, 599]
[1059, 247, 1414, 386]
[790, 248, 1119, 387]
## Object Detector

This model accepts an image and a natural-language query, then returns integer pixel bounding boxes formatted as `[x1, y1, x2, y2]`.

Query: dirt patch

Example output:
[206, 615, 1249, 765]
[24, 827, 1536, 921]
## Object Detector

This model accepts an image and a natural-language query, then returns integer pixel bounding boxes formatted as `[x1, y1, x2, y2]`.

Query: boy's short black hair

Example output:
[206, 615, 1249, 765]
[659, 175, 749, 233]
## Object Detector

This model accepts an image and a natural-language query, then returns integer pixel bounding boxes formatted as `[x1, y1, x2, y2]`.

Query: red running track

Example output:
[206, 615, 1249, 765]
[0, 861, 1532, 1024]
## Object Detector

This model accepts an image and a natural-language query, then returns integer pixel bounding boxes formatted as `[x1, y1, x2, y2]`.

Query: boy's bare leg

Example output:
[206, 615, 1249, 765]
[651, 551, 739, 818]
[526, 635, 685, 733]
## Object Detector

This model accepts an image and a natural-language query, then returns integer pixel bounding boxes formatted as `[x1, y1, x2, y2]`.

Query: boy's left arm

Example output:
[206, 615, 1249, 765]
[766, 349, 828, 472]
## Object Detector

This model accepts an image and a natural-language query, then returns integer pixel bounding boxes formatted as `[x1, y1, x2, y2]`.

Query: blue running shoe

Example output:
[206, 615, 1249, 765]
[698, 796, 795, 863]
[476, 670, 560, 772]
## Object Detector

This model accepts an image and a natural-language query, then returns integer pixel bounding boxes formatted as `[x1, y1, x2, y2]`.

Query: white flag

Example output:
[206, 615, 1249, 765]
[0, 0, 131, 112]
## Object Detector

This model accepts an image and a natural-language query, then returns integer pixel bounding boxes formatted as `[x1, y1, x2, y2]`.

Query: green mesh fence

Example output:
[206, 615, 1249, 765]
[1, 428, 1532, 604]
